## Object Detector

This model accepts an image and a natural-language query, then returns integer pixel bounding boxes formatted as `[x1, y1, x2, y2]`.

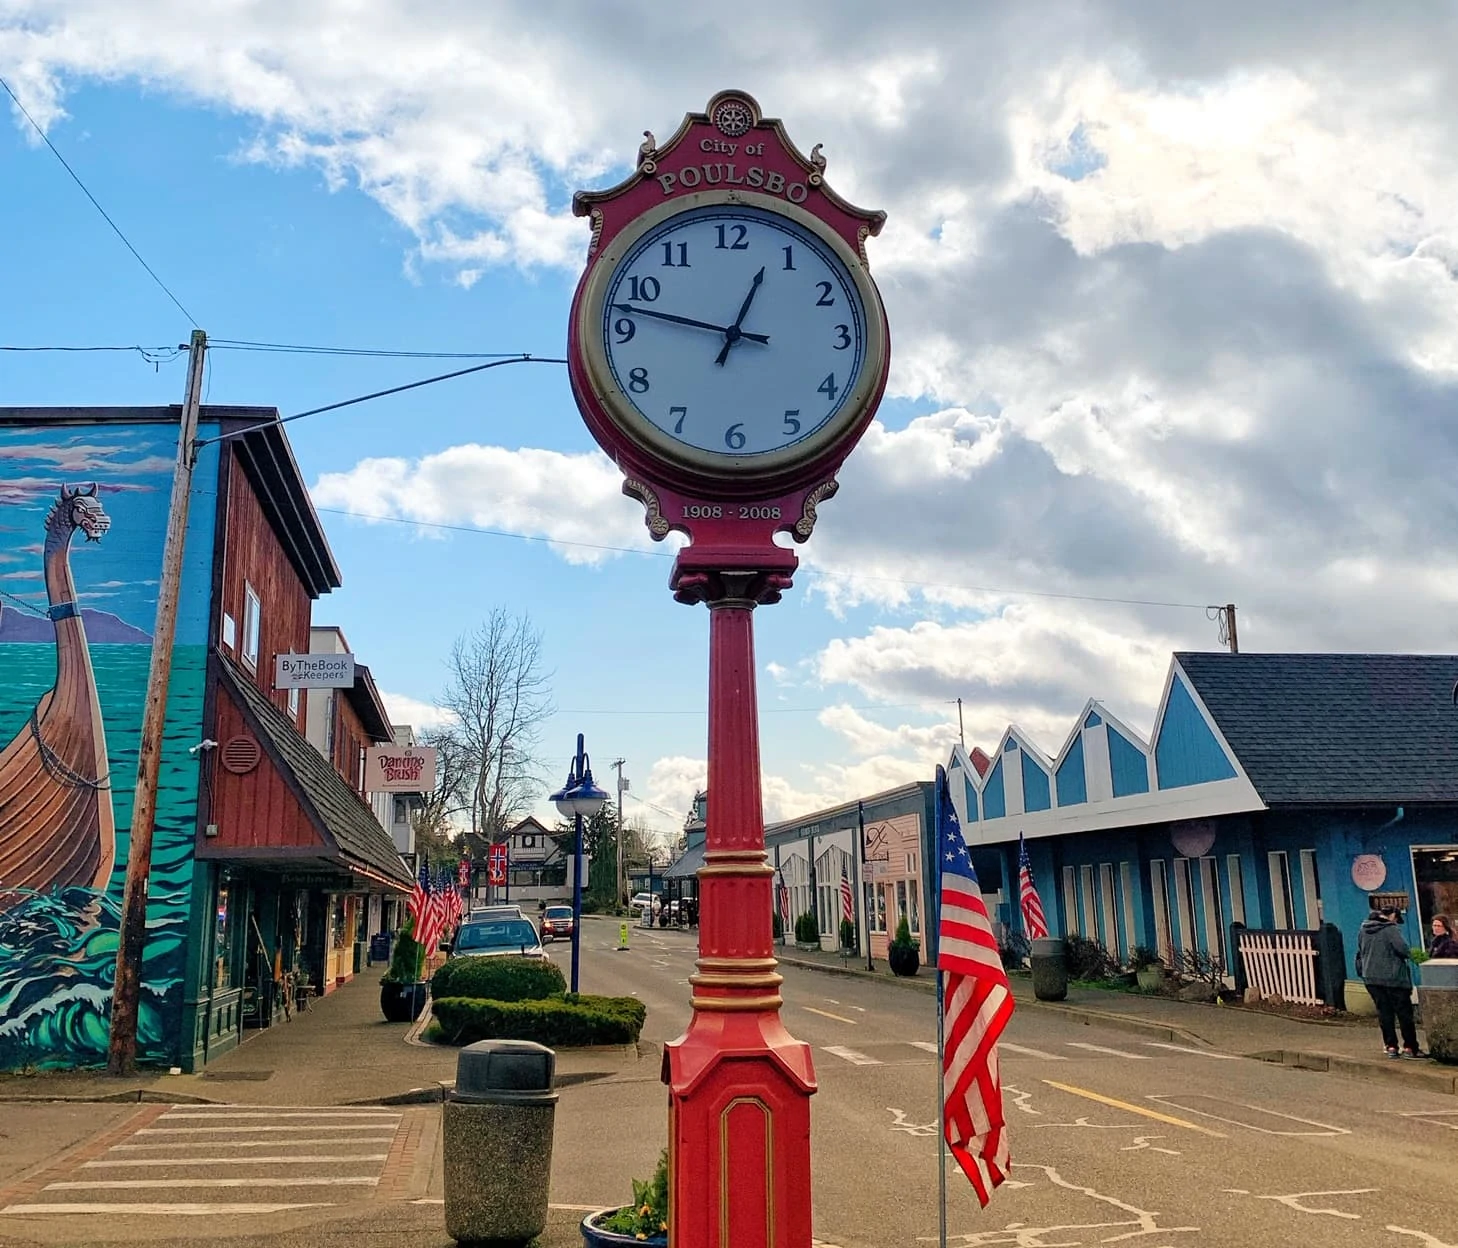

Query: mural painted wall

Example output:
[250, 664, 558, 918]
[0, 422, 218, 1069]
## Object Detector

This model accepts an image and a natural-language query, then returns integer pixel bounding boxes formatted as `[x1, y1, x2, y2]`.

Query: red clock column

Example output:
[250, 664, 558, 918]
[663, 567, 816, 1248]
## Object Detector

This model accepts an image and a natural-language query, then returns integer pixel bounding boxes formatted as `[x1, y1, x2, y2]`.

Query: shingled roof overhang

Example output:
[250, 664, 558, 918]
[208, 653, 414, 889]
[1176, 651, 1458, 807]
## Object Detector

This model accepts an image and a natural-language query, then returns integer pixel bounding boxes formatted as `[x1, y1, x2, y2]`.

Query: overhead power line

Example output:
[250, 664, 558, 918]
[1, 74, 198, 327]
[209, 339, 533, 360]
[315, 506, 1216, 611]
[194, 354, 570, 449]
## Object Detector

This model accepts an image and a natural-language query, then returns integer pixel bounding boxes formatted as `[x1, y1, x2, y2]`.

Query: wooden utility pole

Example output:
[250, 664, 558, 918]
[1224, 603, 1239, 654]
[612, 758, 627, 907]
[107, 329, 207, 1075]
[956, 697, 965, 748]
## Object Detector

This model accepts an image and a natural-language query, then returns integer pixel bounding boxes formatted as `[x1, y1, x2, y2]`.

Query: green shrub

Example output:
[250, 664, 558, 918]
[772, 910, 784, 939]
[890, 916, 918, 949]
[383, 915, 424, 983]
[795, 911, 820, 943]
[431, 955, 566, 1003]
[839, 918, 856, 950]
[432, 994, 646, 1047]
[1065, 935, 1120, 981]
[1130, 945, 1161, 971]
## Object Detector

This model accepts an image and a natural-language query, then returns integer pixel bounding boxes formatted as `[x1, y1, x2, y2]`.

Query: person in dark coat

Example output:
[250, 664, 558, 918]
[1430, 914, 1458, 959]
[1356, 906, 1422, 1058]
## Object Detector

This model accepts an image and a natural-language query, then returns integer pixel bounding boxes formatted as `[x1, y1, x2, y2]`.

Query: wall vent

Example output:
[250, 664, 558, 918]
[221, 735, 262, 775]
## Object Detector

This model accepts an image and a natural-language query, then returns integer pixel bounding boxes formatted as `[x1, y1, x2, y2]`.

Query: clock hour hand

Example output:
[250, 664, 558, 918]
[612, 303, 769, 344]
[716, 266, 766, 366]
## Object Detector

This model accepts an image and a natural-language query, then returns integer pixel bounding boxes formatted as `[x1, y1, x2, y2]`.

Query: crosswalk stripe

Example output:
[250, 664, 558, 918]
[1066, 1042, 1150, 1059]
[84, 1155, 389, 1168]
[159, 1111, 399, 1120]
[111, 1137, 395, 1151]
[1144, 1042, 1240, 1060]
[822, 1046, 882, 1066]
[908, 1041, 938, 1053]
[138, 1125, 396, 1135]
[999, 1042, 1068, 1061]
[45, 1177, 379, 1191]
[0, 1203, 337, 1216]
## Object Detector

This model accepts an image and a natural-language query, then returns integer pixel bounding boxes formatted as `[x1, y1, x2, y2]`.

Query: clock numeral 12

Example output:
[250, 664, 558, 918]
[715, 223, 749, 250]
[661, 242, 690, 267]
[669, 405, 687, 434]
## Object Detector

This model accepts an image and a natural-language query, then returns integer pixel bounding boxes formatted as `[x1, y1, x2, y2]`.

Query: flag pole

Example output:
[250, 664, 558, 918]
[934, 765, 949, 1248]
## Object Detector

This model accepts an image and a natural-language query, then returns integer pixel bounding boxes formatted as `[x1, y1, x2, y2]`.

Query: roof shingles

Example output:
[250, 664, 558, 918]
[1175, 651, 1458, 805]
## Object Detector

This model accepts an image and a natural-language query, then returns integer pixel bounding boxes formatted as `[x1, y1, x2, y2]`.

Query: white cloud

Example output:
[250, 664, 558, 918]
[310, 443, 659, 566]
[378, 689, 456, 732]
[8, 2, 1458, 820]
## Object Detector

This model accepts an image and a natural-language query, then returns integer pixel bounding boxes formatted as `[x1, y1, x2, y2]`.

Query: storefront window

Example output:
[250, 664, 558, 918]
[1413, 847, 1458, 941]
[875, 884, 886, 933]
[331, 895, 348, 950]
[908, 878, 920, 938]
[214, 884, 232, 989]
[896, 879, 909, 928]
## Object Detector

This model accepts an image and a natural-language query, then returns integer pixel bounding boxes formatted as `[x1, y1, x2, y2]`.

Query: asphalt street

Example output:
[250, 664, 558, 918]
[582, 923, 1458, 1248]
[1, 922, 1454, 1247]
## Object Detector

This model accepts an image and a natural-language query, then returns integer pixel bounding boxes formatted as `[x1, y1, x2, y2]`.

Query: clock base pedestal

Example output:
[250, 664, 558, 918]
[660, 574, 816, 1248]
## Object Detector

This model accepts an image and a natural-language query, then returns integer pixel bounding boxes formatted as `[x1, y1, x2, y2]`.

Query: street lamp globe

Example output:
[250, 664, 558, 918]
[553, 769, 609, 821]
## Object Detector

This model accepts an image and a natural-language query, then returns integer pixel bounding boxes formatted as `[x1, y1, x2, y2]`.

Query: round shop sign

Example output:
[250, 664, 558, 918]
[1351, 854, 1387, 891]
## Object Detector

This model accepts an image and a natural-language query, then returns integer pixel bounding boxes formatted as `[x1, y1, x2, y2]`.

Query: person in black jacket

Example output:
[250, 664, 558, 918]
[1356, 906, 1423, 1058]
[1430, 914, 1458, 959]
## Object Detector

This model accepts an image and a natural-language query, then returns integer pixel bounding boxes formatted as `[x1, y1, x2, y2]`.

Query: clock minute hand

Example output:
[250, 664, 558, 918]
[716, 265, 766, 366]
[612, 303, 769, 344]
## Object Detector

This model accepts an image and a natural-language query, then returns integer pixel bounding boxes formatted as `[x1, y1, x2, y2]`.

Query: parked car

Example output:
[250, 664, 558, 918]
[449, 917, 546, 960]
[539, 904, 575, 942]
[629, 892, 656, 914]
[468, 904, 525, 921]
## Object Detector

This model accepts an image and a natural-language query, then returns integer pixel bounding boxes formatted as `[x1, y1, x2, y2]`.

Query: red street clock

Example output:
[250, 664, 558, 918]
[569, 89, 889, 599]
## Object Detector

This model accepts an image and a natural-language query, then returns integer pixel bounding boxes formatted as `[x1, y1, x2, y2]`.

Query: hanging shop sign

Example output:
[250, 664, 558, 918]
[363, 745, 437, 793]
[274, 652, 356, 689]
[1351, 854, 1387, 891]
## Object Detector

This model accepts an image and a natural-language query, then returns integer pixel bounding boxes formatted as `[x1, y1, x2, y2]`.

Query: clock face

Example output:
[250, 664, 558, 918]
[587, 202, 877, 472]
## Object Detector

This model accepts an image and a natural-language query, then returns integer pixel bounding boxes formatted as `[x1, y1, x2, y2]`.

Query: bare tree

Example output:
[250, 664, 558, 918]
[440, 610, 553, 838]
[416, 722, 471, 833]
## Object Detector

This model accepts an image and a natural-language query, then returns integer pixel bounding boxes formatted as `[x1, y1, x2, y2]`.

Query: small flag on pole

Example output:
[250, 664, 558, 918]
[840, 864, 855, 926]
[1017, 833, 1049, 940]
[937, 769, 1014, 1207]
[777, 874, 792, 935]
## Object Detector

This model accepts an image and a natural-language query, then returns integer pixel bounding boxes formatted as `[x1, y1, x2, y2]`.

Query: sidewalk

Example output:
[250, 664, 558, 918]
[0, 967, 646, 1107]
[772, 941, 1458, 1097]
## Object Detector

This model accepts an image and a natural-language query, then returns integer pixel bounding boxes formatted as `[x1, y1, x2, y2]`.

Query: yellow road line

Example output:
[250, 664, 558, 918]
[803, 1006, 857, 1024]
[1040, 1080, 1226, 1137]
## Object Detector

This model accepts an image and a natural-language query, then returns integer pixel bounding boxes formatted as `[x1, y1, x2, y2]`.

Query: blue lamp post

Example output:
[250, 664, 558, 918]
[550, 733, 609, 993]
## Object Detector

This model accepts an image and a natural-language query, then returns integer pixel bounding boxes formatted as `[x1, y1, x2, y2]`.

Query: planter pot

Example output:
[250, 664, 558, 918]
[1136, 967, 1164, 991]
[581, 1208, 667, 1247]
[380, 980, 428, 1023]
[795, 940, 821, 952]
[1029, 937, 1068, 1002]
[888, 943, 920, 977]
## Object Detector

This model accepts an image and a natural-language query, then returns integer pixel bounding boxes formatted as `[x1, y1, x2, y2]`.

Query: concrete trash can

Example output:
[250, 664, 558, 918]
[1030, 937, 1068, 1002]
[443, 1039, 558, 1246]
[1417, 958, 1458, 1064]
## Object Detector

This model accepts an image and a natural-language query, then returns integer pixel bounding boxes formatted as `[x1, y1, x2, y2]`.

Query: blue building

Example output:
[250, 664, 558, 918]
[949, 652, 1458, 1001]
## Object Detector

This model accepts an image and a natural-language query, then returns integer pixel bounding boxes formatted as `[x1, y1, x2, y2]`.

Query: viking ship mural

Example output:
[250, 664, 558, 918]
[0, 483, 115, 902]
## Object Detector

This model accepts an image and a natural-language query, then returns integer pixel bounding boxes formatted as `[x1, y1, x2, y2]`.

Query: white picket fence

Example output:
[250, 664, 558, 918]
[1234, 929, 1321, 1006]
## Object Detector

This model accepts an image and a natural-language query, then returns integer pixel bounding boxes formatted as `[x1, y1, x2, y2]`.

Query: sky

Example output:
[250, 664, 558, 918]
[3, 3, 1457, 847]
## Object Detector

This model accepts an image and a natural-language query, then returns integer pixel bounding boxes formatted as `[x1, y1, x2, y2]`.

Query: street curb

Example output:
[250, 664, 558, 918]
[0, 1088, 220, 1105]
[1250, 1048, 1458, 1095]
[776, 953, 1211, 1046]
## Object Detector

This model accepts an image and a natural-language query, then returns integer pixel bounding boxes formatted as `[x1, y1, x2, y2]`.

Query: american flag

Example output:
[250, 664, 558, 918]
[840, 863, 855, 925]
[777, 875, 792, 934]
[407, 858, 430, 935]
[413, 862, 446, 956]
[1017, 833, 1049, 940]
[936, 768, 1014, 1206]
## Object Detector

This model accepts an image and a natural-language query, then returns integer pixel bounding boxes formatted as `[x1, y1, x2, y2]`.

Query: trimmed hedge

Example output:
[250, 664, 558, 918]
[432, 993, 646, 1047]
[430, 955, 566, 1004]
